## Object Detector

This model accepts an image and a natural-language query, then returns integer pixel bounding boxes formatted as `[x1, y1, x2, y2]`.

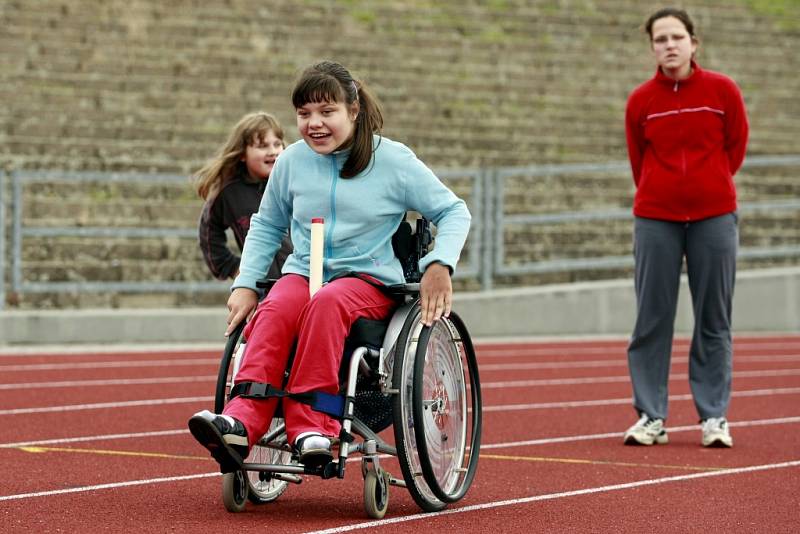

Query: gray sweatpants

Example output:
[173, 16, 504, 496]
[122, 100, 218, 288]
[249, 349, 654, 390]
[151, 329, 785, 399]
[627, 212, 738, 421]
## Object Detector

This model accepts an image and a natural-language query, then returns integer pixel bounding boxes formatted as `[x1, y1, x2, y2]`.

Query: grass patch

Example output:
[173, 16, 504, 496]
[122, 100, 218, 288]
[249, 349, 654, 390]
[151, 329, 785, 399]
[734, 0, 800, 31]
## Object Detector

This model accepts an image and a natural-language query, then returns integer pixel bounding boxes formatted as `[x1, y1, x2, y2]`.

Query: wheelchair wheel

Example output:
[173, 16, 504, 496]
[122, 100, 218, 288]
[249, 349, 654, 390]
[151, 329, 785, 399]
[214, 320, 246, 413]
[244, 419, 292, 504]
[392, 304, 446, 512]
[412, 311, 481, 503]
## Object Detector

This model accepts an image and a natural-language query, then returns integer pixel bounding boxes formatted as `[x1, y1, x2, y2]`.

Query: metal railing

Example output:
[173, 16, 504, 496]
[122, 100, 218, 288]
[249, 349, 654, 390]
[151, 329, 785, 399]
[8, 171, 230, 297]
[2, 155, 799, 308]
[481, 155, 800, 286]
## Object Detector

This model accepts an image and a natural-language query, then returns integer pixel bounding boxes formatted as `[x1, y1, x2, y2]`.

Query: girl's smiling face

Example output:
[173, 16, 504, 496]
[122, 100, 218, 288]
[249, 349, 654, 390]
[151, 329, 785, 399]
[241, 129, 284, 180]
[296, 100, 358, 155]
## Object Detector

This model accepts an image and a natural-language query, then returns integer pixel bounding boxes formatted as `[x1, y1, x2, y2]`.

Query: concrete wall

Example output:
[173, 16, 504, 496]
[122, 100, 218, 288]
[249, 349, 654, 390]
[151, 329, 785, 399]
[455, 266, 800, 338]
[2, 267, 797, 346]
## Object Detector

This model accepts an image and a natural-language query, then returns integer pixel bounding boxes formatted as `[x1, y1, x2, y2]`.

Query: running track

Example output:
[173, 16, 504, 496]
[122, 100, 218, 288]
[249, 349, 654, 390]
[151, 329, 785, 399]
[1, 334, 798, 533]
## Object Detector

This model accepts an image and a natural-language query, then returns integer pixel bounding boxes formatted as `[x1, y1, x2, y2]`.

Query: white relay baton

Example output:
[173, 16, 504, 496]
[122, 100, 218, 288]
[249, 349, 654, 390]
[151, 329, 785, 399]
[309, 217, 324, 297]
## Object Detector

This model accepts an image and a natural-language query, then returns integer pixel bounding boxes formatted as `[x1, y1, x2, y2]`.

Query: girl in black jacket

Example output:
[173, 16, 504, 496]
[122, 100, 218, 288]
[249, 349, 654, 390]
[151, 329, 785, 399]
[195, 112, 292, 280]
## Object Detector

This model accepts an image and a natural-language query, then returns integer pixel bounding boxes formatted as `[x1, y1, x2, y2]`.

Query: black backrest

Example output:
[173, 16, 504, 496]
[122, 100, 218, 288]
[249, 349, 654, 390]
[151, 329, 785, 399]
[392, 216, 432, 283]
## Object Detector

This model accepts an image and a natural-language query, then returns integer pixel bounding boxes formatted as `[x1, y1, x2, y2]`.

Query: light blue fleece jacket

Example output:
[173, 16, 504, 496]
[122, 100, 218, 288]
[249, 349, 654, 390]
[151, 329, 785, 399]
[232, 136, 471, 291]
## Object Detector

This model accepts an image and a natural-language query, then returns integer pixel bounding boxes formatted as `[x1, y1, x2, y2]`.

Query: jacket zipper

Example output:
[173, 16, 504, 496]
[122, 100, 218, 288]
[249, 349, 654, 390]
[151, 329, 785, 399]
[673, 80, 690, 220]
[325, 155, 338, 278]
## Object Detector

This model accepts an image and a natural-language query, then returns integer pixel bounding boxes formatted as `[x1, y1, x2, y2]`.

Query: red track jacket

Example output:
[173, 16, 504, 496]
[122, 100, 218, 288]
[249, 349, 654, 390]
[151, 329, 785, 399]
[625, 61, 749, 222]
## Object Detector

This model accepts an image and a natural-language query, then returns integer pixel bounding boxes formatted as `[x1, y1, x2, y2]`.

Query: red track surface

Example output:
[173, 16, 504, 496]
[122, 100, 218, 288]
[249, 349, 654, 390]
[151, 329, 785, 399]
[1, 334, 799, 533]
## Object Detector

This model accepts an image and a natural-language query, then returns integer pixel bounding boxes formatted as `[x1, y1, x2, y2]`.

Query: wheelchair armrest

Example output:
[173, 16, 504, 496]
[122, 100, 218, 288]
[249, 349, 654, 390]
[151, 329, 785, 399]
[255, 278, 279, 290]
[385, 283, 420, 297]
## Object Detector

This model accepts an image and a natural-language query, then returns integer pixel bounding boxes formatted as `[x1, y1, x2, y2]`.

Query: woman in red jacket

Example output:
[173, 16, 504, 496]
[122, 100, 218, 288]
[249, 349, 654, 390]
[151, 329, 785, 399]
[623, 8, 748, 448]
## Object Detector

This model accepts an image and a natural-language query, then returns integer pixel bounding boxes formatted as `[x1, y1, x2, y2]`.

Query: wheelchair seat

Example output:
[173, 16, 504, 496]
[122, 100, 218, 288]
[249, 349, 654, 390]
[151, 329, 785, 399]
[342, 316, 394, 432]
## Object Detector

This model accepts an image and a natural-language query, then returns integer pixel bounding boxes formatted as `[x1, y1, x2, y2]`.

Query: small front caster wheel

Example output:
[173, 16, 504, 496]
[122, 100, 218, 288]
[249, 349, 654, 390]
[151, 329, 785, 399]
[363, 468, 390, 519]
[222, 470, 249, 513]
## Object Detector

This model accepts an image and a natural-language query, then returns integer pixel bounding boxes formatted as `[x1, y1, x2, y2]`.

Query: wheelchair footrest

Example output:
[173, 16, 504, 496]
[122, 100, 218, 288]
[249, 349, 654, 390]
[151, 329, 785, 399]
[301, 461, 341, 479]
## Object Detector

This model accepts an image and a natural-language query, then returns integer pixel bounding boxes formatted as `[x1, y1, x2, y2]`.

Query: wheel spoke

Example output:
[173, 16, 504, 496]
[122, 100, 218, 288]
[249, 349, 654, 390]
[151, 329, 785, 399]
[412, 313, 481, 503]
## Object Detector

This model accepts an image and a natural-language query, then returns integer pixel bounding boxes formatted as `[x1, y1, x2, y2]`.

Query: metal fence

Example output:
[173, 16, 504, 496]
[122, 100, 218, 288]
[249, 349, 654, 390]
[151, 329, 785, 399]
[486, 156, 800, 283]
[2, 155, 799, 309]
[6, 170, 229, 298]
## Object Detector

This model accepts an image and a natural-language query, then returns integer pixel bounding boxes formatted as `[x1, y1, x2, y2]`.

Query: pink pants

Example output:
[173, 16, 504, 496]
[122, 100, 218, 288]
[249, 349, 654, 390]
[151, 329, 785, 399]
[222, 274, 396, 447]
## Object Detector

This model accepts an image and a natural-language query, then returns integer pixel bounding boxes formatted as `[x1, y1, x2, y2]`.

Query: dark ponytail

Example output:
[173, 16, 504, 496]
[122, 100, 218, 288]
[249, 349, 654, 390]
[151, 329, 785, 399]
[292, 61, 383, 178]
[344, 80, 383, 178]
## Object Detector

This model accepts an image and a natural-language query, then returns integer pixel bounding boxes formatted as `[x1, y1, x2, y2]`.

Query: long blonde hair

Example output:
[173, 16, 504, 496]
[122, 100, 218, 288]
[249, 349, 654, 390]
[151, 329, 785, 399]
[194, 112, 285, 200]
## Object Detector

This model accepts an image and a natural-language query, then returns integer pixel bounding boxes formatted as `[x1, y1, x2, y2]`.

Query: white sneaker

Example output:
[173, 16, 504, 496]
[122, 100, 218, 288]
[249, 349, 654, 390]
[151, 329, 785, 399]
[701, 417, 733, 448]
[624, 414, 669, 445]
[295, 433, 333, 467]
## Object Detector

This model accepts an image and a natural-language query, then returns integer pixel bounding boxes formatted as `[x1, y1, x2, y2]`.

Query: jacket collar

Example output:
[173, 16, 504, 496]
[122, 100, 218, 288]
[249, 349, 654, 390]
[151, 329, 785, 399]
[654, 60, 701, 87]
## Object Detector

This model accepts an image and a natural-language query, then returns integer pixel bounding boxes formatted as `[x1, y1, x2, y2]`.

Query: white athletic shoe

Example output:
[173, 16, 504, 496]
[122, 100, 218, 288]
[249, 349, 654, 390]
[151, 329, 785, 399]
[295, 433, 333, 467]
[624, 414, 669, 445]
[701, 417, 733, 448]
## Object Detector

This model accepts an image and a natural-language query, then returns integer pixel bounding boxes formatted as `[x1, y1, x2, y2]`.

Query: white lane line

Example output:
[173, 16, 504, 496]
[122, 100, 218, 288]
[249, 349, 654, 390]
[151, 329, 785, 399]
[0, 396, 213, 415]
[477, 347, 624, 358]
[481, 359, 628, 370]
[4, 386, 800, 417]
[302, 460, 800, 534]
[0, 344, 220, 356]
[3, 415, 797, 451]
[736, 355, 800, 362]
[483, 376, 628, 388]
[1, 337, 796, 357]
[482, 387, 800, 412]
[4, 458, 796, 507]
[480, 354, 800, 371]
[480, 416, 800, 449]
[0, 472, 220, 502]
[0, 358, 219, 372]
[481, 368, 800, 388]
[477, 343, 800, 358]
[2, 417, 798, 502]
[0, 429, 189, 449]
[700, 369, 800, 378]
[0, 376, 214, 390]
[4, 367, 798, 392]
[1, 354, 797, 374]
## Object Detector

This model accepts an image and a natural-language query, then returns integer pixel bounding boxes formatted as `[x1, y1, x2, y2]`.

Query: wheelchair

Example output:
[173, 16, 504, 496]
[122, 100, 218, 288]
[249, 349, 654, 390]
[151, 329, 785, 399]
[211, 216, 482, 518]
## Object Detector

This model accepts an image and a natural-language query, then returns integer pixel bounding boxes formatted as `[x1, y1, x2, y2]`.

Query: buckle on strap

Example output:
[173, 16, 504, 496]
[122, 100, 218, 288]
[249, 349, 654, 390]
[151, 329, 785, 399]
[229, 381, 282, 401]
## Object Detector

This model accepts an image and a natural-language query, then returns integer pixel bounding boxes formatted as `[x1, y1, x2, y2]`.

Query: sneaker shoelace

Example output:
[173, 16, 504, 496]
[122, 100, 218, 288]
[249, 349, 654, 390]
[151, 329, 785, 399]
[632, 415, 663, 436]
[703, 417, 727, 434]
[639, 415, 660, 429]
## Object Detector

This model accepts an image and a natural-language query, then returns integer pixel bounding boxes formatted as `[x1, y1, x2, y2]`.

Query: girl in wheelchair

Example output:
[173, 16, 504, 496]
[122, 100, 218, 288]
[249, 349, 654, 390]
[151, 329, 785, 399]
[189, 60, 471, 472]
